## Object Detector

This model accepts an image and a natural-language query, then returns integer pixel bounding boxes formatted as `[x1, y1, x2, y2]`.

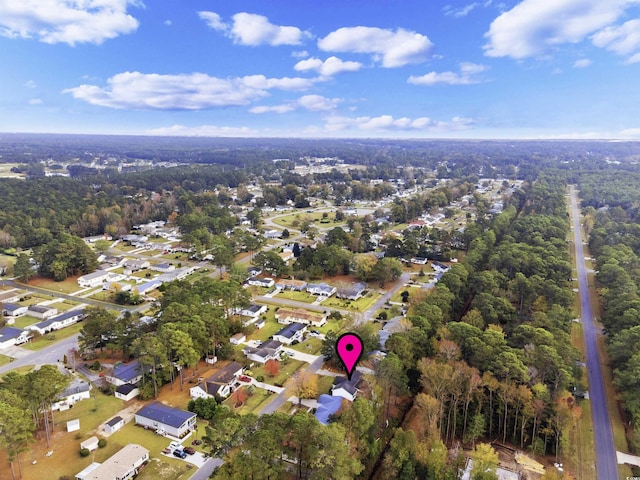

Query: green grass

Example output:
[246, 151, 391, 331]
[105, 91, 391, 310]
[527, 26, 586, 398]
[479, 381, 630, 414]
[276, 290, 317, 303]
[32, 278, 82, 294]
[22, 322, 84, 350]
[12, 314, 40, 329]
[0, 354, 11, 367]
[247, 318, 281, 343]
[317, 375, 334, 395]
[55, 389, 124, 435]
[17, 294, 54, 306]
[322, 291, 381, 312]
[137, 458, 193, 480]
[223, 387, 274, 415]
[0, 365, 33, 379]
[48, 301, 80, 311]
[250, 359, 306, 387]
[290, 337, 323, 355]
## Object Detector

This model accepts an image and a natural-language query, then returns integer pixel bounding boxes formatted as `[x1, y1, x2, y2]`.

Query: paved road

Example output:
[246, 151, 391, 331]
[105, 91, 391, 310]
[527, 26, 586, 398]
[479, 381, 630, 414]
[0, 332, 80, 375]
[569, 186, 618, 480]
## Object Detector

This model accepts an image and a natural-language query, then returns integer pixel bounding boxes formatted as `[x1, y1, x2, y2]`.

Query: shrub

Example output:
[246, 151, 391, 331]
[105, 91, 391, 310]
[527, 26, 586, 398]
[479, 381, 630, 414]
[79, 448, 90, 457]
[91, 360, 101, 371]
[98, 438, 107, 448]
[378, 311, 388, 320]
[256, 375, 264, 382]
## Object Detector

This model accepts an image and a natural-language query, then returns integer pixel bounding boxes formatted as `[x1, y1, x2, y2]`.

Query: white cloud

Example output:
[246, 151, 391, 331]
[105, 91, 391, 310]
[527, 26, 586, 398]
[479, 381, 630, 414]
[294, 56, 362, 76]
[625, 52, 640, 64]
[573, 58, 592, 68]
[324, 114, 473, 132]
[0, 0, 140, 45]
[318, 26, 433, 67]
[292, 50, 309, 58]
[197, 11, 227, 32]
[591, 19, 640, 58]
[250, 94, 341, 114]
[64, 72, 316, 110]
[24, 80, 36, 88]
[408, 62, 488, 85]
[620, 128, 640, 138]
[146, 125, 257, 137]
[164, 20, 172, 27]
[483, 0, 636, 59]
[199, 11, 309, 46]
[28, 98, 42, 105]
[443, 3, 479, 17]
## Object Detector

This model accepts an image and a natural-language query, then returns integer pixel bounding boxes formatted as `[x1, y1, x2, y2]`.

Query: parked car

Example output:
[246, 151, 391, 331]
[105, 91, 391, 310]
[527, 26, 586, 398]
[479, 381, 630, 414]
[183, 447, 196, 455]
[169, 441, 181, 450]
[173, 449, 187, 459]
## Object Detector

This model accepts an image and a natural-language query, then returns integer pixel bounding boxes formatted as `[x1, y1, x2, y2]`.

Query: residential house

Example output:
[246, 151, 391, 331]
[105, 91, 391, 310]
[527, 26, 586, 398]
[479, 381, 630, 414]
[80, 436, 99, 452]
[115, 383, 139, 401]
[307, 283, 336, 297]
[83, 234, 113, 244]
[229, 333, 246, 345]
[135, 402, 196, 438]
[276, 279, 307, 291]
[75, 443, 149, 480]
[102, 281, 132, 292]
[278, 251, 294, 262]
[27, 305, 58, 319]
[331, 371, 363, 402]
[105, 360, 143, 387]
[0, 291, 22, 304]
[189, 362, 243, 399]
[246, 277, 275, 288]
[264, 229, 281, 239]
[77, 270, 110, 288]
[103, 416, 125, 435]
[123, 259, 150, 274]
[3, 303, 28, 317]
[136, 280, 162, 295]
[273, 323, 307, 345]
[230, 303, 267, 319]
[0, 326, 31, 349]
[314, 394, 343, 426]
[247, 266, 262, 277]
[336, 282, 367, 300]
[52, 378, 92, 411]
[275, 308, 327, 328]
[410, 257, 428, 265]
[28, 309, 86, 335]
[150, 262, 175, 273]
[243, 340, 282, 364]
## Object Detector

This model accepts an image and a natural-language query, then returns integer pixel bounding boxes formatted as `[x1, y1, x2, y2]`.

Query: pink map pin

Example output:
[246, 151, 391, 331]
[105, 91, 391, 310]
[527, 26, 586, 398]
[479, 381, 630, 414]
[336, 332, 364, 381]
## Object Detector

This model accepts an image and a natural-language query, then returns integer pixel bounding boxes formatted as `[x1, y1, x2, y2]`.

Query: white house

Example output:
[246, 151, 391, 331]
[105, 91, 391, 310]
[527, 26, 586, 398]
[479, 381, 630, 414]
[336, 282, 368, 300]
[190, 362, 243, 399]
[229, 333, 246, 345]
[307, 283, 337, 297]
[275, 308, 327, 328]
[246, 277, 275, 288]
[77, 270, 110, 288]
[123, 259, 150, 273]
[27, 305, 58, 319]
[75, 444, 149, 480]
[52, 379, 92, 411]
[105, 360, 143, 386]
[3, 303, 28, 317]
[0, 326, 31, 349]
[103, 416, 125, 435]
[331, 371, 363, 402]
[115, 383, 139, 401]
[243, 340, 283, 364]
[273, 323, 307, 345]
[150, 262, 175, 273]
[135, 402, 196, 437]
[0, 291, 22, 304]
[264, 229, 281, 239]
[28, 309, 86, 335]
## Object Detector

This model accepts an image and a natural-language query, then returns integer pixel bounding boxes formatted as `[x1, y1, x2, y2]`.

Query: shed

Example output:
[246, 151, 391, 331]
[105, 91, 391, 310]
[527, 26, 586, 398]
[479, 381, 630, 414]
[103, 416, 125, 435]
[80, 436, 99, 452]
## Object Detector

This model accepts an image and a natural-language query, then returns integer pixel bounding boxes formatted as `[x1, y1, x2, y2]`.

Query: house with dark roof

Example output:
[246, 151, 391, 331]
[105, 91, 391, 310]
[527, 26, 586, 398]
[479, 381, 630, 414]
[189, 362, 243, 399]
[103, 416, 125, 435]
[115, 383, 139, 401]
[0, 326, 31, 349]
[273, 322, 307, 345]
[135, 401, 196, 438]
[3, 303, 27, 317]
[336, 282, 367, 300]
[150, 262, 175, 273]
[52, 379, 92, 411]
[27, 304, 58, 319]
[243, 340, 283, 364]
[331, 371, 363, 402]
[105, 360, 143, 386]
[28, 309, 86, 335]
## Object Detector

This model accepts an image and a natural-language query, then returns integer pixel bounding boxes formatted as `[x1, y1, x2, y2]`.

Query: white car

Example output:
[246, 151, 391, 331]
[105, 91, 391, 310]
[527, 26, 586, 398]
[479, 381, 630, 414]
[169, 441, 181, 450]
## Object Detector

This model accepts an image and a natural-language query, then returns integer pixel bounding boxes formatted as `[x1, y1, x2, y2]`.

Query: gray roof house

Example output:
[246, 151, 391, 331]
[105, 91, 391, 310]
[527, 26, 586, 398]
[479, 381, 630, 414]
[273, 323, 307, 345]
[135, 402, 196, 438]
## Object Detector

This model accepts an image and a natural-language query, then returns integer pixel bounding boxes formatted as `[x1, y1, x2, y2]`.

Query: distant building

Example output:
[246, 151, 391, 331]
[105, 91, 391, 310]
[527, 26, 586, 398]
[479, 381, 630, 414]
[276, 279, 307, 291]
[27, 305, 58, 319]
[28, 309, 85, 335]
[275, 308, 327, 328]
[78, 270, 110, 288]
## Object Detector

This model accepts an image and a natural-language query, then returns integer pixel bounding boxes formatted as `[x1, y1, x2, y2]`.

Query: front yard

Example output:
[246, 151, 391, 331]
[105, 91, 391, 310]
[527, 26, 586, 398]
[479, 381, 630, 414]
[322, 291, 381, 312]
[222, 387, 274, 415]
[22, 322, 85, 350]
[275, 290, 317, 303]
[249, 359, 306, 387]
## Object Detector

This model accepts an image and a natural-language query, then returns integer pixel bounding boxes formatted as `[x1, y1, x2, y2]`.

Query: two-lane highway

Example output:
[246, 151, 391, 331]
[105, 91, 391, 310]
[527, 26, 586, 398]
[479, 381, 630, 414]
[569, 185, 618, 480]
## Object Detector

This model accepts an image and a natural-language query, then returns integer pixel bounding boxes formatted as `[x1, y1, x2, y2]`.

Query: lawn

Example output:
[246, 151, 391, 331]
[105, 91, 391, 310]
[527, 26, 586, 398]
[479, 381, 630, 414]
[22, 322, 84, 350]
[322, 291, 381, 312]
[49, 300, 81, 311]
[0, 354, 11, 367]
[29, 276, 83, 294]
[17, 293, 54, 306]
[247, 319, 282, 343]
[276, 290, 317, 303]
[290, 337, 323, 355]
[250, 359, 306, 387]
[12, 314, 40, 329]
[137, 457, 193, 480]
[223, 387, 274, 415]
[316, 375, 335, 395]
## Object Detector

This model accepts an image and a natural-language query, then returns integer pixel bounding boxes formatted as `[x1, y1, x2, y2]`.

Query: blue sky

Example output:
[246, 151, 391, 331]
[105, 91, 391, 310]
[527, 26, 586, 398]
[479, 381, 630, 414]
[2, 0, 640, 139]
